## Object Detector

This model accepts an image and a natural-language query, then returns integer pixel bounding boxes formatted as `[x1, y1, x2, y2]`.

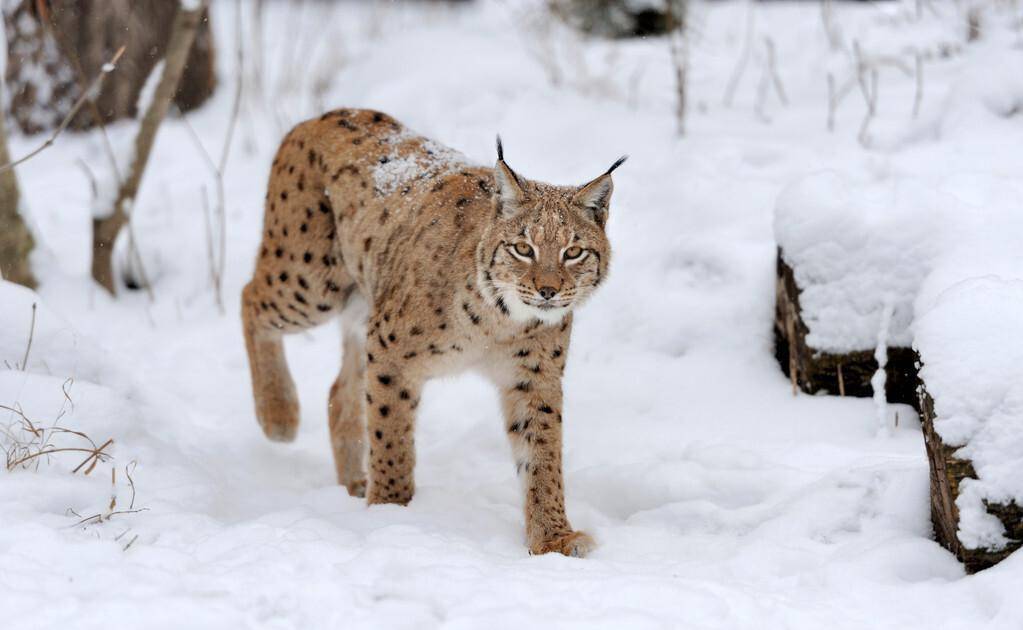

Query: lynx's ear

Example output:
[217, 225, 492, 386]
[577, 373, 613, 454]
[494, 135, 529, 217]
[573, 155, 627, 227]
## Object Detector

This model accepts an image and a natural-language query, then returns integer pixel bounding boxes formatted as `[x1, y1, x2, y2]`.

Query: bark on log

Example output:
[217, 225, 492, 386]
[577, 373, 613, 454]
[91, 3, 203, 294]
[0, 99, 35, 288]
[920, 388, 1023, 573]
[774, 250, 920, 407]
[3, 0, 216, 134]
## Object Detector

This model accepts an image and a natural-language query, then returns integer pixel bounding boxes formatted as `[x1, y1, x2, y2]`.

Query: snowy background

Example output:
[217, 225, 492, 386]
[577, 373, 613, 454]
[2, 1, 1022, 628]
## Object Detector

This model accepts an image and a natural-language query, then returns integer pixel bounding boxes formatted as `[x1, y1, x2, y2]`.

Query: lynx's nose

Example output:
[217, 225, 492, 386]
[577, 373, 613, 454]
[537, 286, 558, 301]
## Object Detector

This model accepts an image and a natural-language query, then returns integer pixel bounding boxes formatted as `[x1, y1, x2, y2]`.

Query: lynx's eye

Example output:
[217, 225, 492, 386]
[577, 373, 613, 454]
[512, 242, 534, 258]
[563, 246, 584, 261]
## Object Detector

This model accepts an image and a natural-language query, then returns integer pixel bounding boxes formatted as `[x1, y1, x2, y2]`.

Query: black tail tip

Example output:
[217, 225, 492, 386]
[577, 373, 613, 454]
[496, 134, 504, 161]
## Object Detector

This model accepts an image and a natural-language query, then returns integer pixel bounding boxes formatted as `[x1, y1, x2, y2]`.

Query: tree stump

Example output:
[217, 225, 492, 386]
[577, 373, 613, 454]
[3, 0, 216, 135]
[773, 249, 920, 407]
[0, 103, 34, 288]
[920, 388, 1023, 573]
[550, 0, 685, 38]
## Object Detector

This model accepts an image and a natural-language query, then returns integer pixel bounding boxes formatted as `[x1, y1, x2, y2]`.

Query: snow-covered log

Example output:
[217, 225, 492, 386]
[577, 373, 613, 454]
[916, 275, 1023, 573]
[920, 388, 1023, 572]
[773, 250, 919, 406]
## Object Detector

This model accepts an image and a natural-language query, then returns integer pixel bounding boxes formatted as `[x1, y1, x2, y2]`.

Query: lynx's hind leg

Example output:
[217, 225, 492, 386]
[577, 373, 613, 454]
[242, 281, 302, 442]
[329, 297, 369, 497]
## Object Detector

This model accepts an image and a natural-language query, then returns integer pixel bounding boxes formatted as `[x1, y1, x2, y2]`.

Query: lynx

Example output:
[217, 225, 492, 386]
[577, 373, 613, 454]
[241, 109, 624, 557]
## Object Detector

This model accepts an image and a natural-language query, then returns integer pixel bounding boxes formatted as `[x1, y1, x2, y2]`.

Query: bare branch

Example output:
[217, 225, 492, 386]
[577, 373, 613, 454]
[0, 46, 126, 174]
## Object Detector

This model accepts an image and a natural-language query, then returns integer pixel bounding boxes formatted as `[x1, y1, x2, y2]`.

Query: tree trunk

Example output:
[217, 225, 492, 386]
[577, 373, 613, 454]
[3, 0, 216, 135]
[91, 2, 203, 294]
[0, 99, 35, 288]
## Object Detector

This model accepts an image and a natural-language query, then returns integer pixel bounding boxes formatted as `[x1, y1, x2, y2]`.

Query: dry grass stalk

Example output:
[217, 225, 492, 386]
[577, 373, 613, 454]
[172, 0, 243, 314]
[723, 2, 755, 107]
[19, 303, 36, 371]
[72, 463, 148, 528]
[853, 41, 879, 146]
[764, 37, 788, 106]
[820, 0, 842, 51]
[667, 1, 689, 137]
[1, 393, 114, 474]
[913, 51, 924, 119]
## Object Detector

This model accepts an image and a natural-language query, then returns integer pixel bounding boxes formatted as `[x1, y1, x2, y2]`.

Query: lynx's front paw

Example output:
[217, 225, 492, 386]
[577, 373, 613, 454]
[530, 531, 596, 558]
[344, 478, 367, 498]
[256, 395, 299, 442]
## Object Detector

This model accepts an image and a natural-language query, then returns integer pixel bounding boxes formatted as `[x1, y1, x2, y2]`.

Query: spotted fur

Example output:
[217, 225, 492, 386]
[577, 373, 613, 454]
[241, 109, 623, 557]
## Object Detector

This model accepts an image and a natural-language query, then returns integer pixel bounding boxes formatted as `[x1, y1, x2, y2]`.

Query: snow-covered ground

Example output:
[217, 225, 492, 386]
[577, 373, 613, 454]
[2, 1, 1022, 628]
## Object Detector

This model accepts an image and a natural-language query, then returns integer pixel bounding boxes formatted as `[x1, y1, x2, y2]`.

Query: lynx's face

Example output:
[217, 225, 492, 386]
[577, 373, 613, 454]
[479, 143, 625, 325]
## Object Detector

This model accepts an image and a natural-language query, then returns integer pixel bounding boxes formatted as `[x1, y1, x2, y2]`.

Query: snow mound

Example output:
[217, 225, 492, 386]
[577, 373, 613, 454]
[0, 281, 116, 385]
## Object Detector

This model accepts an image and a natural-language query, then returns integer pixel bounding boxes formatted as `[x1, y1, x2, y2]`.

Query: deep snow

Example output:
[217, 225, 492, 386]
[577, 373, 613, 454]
[1, 1, 1022, 629]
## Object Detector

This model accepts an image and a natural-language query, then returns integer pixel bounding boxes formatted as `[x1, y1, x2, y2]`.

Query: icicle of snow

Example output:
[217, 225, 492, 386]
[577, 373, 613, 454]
[872, 300, 894, 437]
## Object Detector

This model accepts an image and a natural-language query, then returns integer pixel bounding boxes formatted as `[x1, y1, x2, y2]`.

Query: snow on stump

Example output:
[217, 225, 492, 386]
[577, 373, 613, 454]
[772, 173, 934, 408]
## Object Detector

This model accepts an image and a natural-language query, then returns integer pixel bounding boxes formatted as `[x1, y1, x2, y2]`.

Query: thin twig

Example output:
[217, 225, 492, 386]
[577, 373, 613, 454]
[764, 37, 788, 106]
[667, 1, 689, 137]
[76, 158, 98, 199]
[820, 0, 842, 51]
[19, 303, 36, 371]
[125, 461, 138, 510]
[723, 1, 755, 107]
[854, 41, 878, 147]
[913, 51, 924, 119]
[73, 508, 148, 528]
[220, 0, 245, 175]
[827, 72, 836, 131]
[0, 46, 125, 173]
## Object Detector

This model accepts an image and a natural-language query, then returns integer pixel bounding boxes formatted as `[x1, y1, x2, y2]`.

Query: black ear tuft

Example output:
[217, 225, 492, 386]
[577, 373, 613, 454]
[496, 135, 504, 162]
[604, 155, 628, 176]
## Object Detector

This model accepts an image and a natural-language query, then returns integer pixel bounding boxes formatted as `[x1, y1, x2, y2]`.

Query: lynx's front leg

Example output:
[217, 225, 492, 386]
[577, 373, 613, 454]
[501, 346, 594, 557]
[364, 353, 421, 506]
